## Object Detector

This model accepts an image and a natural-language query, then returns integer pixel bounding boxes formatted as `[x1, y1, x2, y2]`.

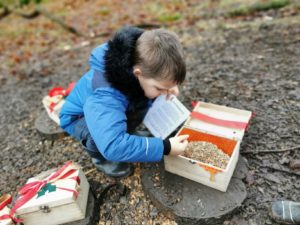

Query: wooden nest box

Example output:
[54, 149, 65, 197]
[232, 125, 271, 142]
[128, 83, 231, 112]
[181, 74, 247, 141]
[164, 102, 252, 192]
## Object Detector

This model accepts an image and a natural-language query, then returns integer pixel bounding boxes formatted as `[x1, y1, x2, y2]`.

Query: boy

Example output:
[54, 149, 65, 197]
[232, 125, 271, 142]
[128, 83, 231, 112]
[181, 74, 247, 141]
[60, 26, 189, 178]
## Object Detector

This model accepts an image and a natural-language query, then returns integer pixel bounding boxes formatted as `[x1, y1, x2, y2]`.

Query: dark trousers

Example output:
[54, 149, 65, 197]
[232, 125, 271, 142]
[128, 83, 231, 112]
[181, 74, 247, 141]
[72, 108, 148, 161]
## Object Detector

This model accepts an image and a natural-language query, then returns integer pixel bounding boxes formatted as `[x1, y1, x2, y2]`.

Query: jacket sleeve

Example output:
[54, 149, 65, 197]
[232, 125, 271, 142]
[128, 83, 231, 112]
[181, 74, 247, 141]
[83, 87, 164, 162]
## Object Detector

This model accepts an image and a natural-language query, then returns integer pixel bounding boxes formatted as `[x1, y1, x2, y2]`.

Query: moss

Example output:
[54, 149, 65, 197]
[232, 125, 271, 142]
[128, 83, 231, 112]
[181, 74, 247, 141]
[228, 0, 290, 17]
[99, 7, 110, 16]
[158, 12, 182, 22]
[252, 0, 290, 11]
[228, 6, 250, 17]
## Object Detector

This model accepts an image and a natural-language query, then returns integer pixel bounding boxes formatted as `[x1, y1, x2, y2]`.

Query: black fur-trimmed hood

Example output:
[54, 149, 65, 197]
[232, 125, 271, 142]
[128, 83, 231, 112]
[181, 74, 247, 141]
[104, 26, 146, 103]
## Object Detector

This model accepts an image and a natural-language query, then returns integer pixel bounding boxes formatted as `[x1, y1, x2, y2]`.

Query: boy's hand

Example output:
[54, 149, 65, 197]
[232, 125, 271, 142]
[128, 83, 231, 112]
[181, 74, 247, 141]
[169, 135, 189, 155]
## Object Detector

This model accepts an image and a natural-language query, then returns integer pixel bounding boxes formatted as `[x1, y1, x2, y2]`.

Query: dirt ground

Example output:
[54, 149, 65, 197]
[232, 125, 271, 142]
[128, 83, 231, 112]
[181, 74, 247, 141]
[0, 2, 300, 225]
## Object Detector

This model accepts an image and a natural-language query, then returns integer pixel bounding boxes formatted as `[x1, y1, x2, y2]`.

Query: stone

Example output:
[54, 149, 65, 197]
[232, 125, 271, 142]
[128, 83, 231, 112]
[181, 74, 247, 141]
[141, 157, 248, 225]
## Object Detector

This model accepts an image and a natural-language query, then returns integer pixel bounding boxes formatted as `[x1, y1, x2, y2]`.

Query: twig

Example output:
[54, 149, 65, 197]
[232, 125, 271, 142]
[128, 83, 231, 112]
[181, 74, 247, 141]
[265, 39, 300, 45]
[84, 168, 96, 176]
[242, 145, 300, 154]
[0, 6, 10, 19]
[256, 173, 281, 184]
[0, 4, 86, 36]
[11, 8, 40, 18]
[36, 6, 86, 37]
[0, 5, 40, 19]
[260, 165, 300, 177]
[0, 4, 163, 37]
[136, 23, 161, 29]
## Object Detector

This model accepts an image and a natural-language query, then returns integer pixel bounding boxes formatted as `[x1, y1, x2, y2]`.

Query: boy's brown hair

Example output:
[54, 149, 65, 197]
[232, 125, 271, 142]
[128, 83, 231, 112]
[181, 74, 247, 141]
[134, 29, 186, 84]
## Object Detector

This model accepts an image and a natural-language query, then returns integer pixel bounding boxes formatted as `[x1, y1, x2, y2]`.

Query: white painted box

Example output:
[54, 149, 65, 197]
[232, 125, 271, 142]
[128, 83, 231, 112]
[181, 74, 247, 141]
[0, 207, 12, 225]
[164, 102, 252, 192]
[15, 162, 89, 225]
[42, 82, 75, 125]
[42, 95, 65, 125]
[0, 194, 13, 225]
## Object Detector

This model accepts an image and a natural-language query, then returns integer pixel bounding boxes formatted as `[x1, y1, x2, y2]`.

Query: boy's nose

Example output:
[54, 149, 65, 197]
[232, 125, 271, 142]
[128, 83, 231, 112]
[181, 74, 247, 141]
[167, 86, 179, 96]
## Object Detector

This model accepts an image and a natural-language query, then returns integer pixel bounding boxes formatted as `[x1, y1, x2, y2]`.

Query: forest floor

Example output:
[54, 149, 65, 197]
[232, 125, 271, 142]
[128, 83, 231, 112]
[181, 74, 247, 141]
[0, 1, 300, 224]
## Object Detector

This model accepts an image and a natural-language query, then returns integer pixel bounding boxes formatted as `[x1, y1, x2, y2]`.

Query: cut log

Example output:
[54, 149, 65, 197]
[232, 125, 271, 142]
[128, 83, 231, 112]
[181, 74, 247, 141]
[35, 111, 65, 139]
[141, 157, 248, 225]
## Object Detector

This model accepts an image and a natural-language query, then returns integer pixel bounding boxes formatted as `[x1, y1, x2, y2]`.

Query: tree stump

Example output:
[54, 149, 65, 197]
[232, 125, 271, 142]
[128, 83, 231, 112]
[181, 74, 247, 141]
[35, 111, 65, 139]
[141, 157, 248, 225]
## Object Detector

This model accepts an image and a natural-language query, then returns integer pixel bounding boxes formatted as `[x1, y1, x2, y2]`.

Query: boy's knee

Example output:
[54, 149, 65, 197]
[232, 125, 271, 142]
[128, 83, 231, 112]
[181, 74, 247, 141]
[80, 137, 106, 161]
[84, 134, 98, 152]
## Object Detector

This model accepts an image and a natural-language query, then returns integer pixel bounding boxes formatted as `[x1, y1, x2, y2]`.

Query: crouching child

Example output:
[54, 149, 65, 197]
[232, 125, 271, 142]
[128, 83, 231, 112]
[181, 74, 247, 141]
[59, 26, 189, 178]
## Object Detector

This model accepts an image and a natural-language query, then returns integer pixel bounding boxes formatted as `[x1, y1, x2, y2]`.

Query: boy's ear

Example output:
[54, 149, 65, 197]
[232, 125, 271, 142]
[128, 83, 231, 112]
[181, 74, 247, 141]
[133, 67, 142, 78]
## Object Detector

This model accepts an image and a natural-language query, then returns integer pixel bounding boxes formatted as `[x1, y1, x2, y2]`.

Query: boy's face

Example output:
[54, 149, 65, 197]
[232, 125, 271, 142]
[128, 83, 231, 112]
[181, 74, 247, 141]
[134, 67, 179, 99]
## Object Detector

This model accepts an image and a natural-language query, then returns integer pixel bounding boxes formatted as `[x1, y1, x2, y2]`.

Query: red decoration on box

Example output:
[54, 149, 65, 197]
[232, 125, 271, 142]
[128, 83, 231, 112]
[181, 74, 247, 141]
[7, 161, 80, 223]
[190, 101, 253, 130]
[0, 195, 11, 211]
[48, 82, 76, 97]
[0, 194, 15, 222]
[48, 82, 76, 112]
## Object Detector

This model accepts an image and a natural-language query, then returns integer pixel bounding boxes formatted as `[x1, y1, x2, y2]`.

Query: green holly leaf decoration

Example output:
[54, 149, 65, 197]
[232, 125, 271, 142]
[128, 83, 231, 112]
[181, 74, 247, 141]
[37, 183, 57, 198]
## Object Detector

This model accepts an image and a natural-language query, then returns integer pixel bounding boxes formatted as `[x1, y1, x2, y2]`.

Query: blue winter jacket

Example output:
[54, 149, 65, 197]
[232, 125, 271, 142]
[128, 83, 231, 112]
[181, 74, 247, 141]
[60, 27, 164, 162]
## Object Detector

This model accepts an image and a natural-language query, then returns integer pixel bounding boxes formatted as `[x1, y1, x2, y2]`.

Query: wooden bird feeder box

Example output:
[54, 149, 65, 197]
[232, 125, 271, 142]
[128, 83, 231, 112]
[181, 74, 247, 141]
[15, 163, 90, 225]
[164, 102, 252, 192]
